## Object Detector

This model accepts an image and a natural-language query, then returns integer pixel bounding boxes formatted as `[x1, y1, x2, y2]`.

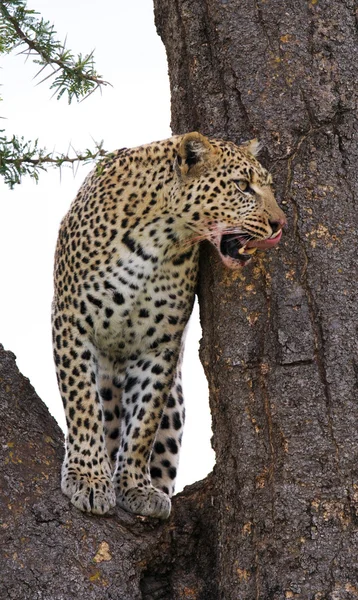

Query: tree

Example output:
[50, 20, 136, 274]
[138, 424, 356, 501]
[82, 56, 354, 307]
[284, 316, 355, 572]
[0, 0, 107, 188]
[1, 0, 358, 598]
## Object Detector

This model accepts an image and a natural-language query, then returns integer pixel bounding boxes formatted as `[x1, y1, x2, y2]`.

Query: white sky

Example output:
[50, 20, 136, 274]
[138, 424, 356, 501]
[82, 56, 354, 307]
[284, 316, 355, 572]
[0, 0, 214, 492]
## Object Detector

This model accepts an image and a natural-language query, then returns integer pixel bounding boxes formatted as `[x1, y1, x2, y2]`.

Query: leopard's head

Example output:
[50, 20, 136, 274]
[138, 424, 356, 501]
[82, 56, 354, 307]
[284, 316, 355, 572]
[173, 132, 286, 269]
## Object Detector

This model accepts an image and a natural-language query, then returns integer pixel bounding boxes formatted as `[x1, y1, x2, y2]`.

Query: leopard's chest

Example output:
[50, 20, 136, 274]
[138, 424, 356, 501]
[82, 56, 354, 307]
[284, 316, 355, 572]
[89, 250, 198, 357]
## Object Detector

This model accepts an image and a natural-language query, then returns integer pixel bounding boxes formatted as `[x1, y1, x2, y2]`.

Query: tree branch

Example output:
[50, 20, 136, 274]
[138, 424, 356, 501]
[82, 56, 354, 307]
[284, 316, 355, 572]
[0, 132, 107, 188]
[0, 0, 110, 102]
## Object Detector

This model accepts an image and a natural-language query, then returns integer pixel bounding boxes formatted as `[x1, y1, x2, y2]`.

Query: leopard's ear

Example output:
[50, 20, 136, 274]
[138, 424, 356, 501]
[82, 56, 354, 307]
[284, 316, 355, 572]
[242, 138, 261, 157]
[175, 132, 216, 178]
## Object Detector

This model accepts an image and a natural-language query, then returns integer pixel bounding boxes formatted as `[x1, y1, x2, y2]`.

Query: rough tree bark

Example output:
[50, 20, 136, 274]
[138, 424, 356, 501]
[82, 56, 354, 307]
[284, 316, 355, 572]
[1, 1, 358, 599]
[154, 0, 358, 598]
[0, 344, 217, 599]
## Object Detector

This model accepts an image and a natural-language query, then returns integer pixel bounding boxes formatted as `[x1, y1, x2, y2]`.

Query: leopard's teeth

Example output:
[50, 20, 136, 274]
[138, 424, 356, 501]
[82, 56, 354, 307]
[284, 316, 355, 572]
[238, 245, 257, 255]
[270, 228, 282, 239]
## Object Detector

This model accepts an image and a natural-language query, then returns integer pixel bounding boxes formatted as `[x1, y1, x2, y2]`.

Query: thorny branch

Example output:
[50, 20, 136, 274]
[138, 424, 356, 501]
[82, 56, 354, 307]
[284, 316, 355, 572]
[0, 0, 111, 187]
[0, 0, 109, 102]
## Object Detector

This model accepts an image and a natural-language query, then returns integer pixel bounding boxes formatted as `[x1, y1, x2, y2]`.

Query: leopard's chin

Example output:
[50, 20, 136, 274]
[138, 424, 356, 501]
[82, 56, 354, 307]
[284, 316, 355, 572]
[217, 229, 283, 269]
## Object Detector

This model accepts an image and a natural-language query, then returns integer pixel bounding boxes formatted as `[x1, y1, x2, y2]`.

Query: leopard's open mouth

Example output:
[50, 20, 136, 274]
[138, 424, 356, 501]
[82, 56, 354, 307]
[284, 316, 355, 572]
[218, 229, 283, 268]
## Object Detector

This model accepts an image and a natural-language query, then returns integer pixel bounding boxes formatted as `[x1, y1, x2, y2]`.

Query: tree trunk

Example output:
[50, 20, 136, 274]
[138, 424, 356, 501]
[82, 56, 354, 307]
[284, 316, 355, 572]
[154, 0, 358, 597]
[1, 1, 358, 598]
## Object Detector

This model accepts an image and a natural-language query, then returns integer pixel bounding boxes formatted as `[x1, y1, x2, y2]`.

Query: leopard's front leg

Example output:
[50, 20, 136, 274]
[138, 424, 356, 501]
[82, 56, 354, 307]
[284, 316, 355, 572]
[53, 320, 116, 515]
[113, 347, 180, 519]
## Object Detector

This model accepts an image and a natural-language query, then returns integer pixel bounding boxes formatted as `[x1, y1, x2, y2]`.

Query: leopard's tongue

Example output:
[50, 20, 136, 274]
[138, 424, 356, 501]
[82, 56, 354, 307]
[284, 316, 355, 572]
[246, 229, 282, 250]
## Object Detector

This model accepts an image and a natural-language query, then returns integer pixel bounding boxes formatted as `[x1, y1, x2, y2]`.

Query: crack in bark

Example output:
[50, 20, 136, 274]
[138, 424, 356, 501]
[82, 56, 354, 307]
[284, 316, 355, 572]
[352, 358, 358, 391]
[258, 263, 277, 522]
[231, 70, 254, 138]
[273, 107, 349, 170]
[254, 0, 276, 55]
[281, 134, 341, 471]
[303, 282, 341, 468]
[280, 358, 315, 368]
[300, 88, 319, 127]
[355, 1, 358, 38]
[333, 120, 357, 206]
[254, 544, 261, 600]
[171, 0, 202, 132]
[201, 0, 231, 136]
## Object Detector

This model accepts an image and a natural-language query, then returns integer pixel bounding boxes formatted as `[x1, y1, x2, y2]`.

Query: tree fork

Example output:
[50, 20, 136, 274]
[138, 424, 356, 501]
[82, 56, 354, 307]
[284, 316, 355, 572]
[0, 344, 219, 598]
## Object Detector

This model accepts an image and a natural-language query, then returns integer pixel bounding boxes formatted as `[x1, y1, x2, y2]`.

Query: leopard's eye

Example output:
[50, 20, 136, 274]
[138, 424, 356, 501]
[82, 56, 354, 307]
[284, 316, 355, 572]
[234, 179, 250, 193]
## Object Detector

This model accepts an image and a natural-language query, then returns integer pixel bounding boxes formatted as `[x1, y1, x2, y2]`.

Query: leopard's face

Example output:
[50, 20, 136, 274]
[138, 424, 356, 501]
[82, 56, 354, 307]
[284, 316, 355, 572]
[172, 133, 286, 269]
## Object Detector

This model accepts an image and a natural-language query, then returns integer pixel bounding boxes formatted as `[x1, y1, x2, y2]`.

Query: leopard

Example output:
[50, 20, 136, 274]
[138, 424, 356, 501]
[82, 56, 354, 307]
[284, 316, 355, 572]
[52, 132, 286, 519]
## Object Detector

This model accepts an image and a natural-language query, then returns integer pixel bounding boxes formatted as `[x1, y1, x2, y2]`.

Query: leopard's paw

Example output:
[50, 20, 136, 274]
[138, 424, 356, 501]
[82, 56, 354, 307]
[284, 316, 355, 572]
[116, 485, 171, 519]
[61, 466, 116, 515]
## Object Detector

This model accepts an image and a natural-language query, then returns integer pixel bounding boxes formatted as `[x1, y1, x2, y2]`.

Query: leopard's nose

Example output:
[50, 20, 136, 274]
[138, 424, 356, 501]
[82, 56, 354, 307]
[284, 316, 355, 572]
[269, 216, 287, 233]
